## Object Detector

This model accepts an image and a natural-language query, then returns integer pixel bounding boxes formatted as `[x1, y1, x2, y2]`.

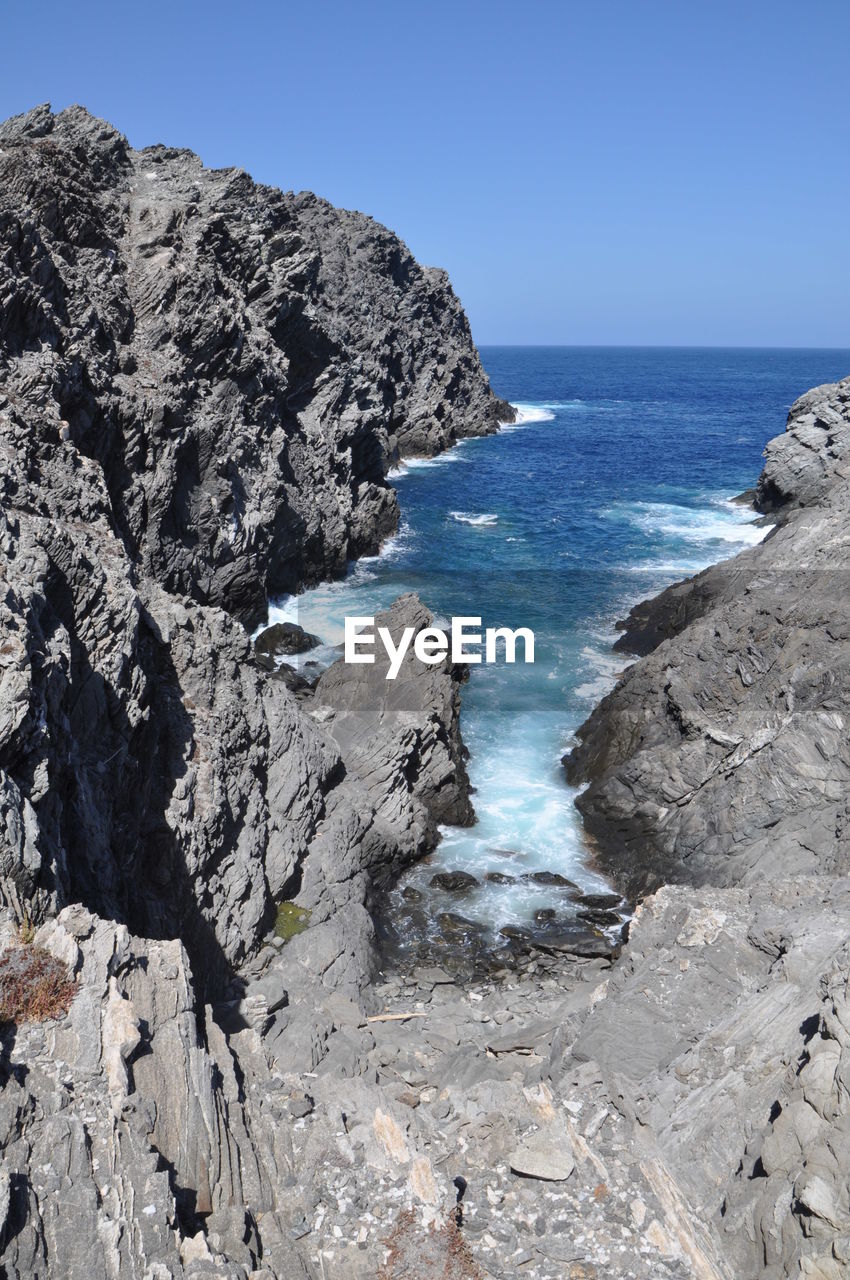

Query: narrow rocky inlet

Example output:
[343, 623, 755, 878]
[0, 102, 849, 1280]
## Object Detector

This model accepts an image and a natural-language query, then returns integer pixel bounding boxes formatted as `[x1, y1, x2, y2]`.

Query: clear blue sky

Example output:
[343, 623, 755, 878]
[2, 1, 848, 347]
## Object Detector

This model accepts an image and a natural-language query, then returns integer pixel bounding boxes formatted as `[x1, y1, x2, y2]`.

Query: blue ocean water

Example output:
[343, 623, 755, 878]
[272, 347, 850, 954]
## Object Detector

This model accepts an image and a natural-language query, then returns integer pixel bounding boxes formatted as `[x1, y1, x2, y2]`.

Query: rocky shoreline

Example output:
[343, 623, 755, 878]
[565, 375, 850, 901]
[1, 101, 849, 1280]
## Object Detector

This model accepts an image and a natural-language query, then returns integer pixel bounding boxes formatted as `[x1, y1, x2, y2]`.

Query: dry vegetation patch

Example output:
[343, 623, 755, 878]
[0, 945, 75, 1025]
[378, 1210, 482, 1280]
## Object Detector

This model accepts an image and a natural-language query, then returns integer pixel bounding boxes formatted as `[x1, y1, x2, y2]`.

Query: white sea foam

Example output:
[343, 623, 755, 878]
[628, 558, 713, 575]
[619, 496, 770, 545]
[499, 402, 557, 430]
[574, 645, 633, 702]
[402, 442, 470, 469]
[648, 506, 767, 545]
[255, 522, 414, 651]
[257, 595, 298, 636]
[450, 511, 498, 526]
[501, 399, 624, 430]
[355, 523, 411, 565]
[604, 495, 772, 583]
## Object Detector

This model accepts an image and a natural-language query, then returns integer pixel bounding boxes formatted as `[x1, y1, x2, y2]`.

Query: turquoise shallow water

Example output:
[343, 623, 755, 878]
[268, 346, 850, 957]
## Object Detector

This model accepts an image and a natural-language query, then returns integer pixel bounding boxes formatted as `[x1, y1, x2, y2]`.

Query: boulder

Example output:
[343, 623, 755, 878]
[430, 871, 480, 892]
[254, 621, 322, 659]
[509, 1127, 576, 1182]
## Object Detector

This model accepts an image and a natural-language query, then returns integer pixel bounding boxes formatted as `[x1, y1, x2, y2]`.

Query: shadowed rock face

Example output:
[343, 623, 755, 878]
[0, 103, 496, 980]
[565, 375, 850, 900]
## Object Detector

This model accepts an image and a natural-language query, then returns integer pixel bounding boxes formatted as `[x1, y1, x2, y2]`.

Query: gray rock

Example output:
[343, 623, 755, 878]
[437, 912, 484, 943]
[509, 1127, 575, 1182]
[0, 103, 510, 1278]
[487, 1019, 560, 1053]
[0, 103, 496, 990]
[537, 932, 619, 960]
[558, 877, 850, 1280]
[573, 893, 623, 910]
[254, 622, 322, 659]
[525, 871, 580, 889]
[430, 870, 480, 892]
[315, 593, 474, 837]
[415, 965, 455, 987]
[566, 375, 850, 900]
[0, 906, 314, 1278]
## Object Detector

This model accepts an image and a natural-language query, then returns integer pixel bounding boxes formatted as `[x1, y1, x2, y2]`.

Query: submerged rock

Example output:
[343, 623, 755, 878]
[499, 924, 532, 943]
[576, 907, 623, 928]
[573, 892, 623, 910]
[430, 870, 480, 892]
[437, 912, 485, 944]
[524, 871, 580, 889]
[484, 871, 516, 885]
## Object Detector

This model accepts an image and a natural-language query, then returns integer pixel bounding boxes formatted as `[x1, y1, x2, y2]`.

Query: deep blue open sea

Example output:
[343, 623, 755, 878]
[273, 347, 850, 954]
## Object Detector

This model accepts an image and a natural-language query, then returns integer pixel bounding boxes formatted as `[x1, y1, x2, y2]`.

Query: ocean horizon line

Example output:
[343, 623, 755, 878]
[478, 341, 850, 352]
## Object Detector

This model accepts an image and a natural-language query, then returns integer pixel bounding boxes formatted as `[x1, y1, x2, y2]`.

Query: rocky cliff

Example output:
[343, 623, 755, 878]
[552, 376, 850, 1279]
[3, 100, 849, 1280]
[0, 103, 511, 624]
[565, 375, 850, 900]
[0, 101, 514, 1278]
[0, 102, 508, 983]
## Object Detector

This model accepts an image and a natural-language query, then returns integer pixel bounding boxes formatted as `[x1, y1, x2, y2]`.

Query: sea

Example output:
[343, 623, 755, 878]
[267, 347, 850, 959]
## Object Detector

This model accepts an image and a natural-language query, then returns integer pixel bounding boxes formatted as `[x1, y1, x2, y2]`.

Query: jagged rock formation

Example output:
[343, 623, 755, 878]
[8, 879, 850, 1279]
[558, 878, 850, 1280]
[565, 376, 850, 899]
[0, 587, 475, 1276]
[4, 98, 850, 1280]
[0, 103, 511, 625]
[0, 905, 315, 1278]
[0, 100, 517, 1279]
[0, 102, 503, 979]
[559, 376, 850, 1278]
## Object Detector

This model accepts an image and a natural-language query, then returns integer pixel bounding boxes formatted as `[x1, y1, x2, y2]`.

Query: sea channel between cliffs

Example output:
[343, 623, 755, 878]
[258, 346, 849, 972]
[4, 104, 850, 1279]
